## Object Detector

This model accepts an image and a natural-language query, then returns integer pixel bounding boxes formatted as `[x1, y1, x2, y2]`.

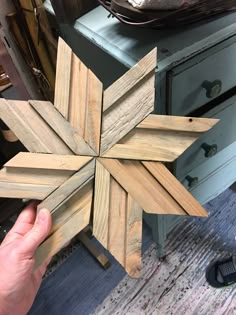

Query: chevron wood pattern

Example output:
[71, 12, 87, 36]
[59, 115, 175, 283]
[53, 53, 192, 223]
[101, 115, 219, 162]
[94, 161, 143, 278]
[0, 38, 219, 277]
[54, 38, 103, 155]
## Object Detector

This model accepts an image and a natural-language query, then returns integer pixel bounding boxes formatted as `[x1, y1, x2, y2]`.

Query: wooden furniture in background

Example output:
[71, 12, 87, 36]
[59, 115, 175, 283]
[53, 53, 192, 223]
[0, 38, 218, 277]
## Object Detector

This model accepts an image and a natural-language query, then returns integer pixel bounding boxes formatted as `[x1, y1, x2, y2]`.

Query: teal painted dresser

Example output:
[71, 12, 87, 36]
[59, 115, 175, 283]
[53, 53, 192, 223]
[45, 2, 236, 257]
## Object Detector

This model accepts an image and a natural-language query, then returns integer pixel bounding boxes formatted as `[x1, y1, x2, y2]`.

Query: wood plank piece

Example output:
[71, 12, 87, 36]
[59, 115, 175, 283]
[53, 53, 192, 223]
[100, 50, 157, 154]
[50, 179, 93, 234]
[0, 99, 72, 154]
[78, 231, 111, 270]
[93, 163, 143, 277]
[125, 195, 143, 278]
[35, 186, 92, 269]
[0, 182, 57, 200]
[5, 152, 92, 171]
[68, 54, 103, 155]
[0, 168, 74, 186]
[38, 159, 95, 212]
[99, 158, 186, 215]
[30, 100, 96, 156]
[103, 48, 157, 112]
[54, 37, 73, 119]
[93, 161, 110, 249]
[142, 162, 207, 217]
[108, 177, 127, 267]
[54, 38, 103, 154]
[102, 116, 219, 162]
[137, 114, 219, 132]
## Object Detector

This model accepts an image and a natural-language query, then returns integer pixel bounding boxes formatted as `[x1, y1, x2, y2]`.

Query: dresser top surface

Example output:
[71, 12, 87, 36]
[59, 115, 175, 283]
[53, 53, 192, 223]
[72, 6, 236, 71]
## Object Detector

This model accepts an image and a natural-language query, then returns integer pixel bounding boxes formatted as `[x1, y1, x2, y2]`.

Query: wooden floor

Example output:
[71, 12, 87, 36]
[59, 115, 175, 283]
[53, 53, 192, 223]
[30, 187, 236, 315]
[93, 187, 236, 315]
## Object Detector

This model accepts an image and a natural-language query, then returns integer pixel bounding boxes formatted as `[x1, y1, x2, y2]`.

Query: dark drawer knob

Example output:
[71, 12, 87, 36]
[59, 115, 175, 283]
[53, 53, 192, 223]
[201, 142, 218, 158]
[202, 80, 222, 99]
[185, 176, 199, 188]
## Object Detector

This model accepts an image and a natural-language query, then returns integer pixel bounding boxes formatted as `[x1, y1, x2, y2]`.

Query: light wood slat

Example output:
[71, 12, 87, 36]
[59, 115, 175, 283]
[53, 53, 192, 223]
[0, 99, 72, 154]
[30, 101, 96, 156]
[0, 168, 73, 186]
[103, 48, 157, 112]
[93, 168, 143, 278]
[35, 182, 92, 269]
[142, 162, 207, 217]
[100, 52, 156, 154]
[54, 37, 73, 119]
[101, 75, 155, 154]
[102, 129, 207, 162]
[68, 54, 103, 154]
[5, 153, 92, 171]
[108, 177, 127, 267]
[102, 115, 219, 162]
[84, 69, 103, 154]
[137, 114, 219, 132]
[99, 158, 186, 215]
[125, 195, 143, 279]
[50, 179, 93, 233]
[69, 54, 87, 135]
[38, 159, 95, 213]
[0, 182, 56, 200]
[93, 161, 110, 249]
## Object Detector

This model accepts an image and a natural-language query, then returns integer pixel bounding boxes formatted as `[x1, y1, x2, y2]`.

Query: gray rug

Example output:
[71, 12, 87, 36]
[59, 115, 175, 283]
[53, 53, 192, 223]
[30, 188, 236, 315]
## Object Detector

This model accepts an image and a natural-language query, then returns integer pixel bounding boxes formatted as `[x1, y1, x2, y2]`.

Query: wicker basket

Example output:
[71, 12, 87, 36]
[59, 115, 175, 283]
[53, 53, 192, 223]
[97, 0, 236, 28]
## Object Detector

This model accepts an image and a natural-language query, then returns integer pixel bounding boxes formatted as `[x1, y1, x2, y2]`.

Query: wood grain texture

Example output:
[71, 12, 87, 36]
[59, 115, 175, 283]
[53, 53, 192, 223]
[125, 195, 143, 278]
[35, 181, 92, 269]
[93, 164, 143, 278]
[142, 162, 207, 217]
[5, 153, 92, 171]
[30, 101, 96, 156]
[39, 159, 95, 213]
[137, 114, 219, 132]
[93, 161, 110, 249]
[0, 182, 56, 199]
[108, 177, 127, 267]
[100, 50, 157, 154]
[0, 167, 73, 186]
[68, 56, 103, 154]
[0, 99, 72, 154]
[98, 158, 186, 215]
[54, 37, 73, 119]
[50, 179, 93, 234]
[54, 38, 103, 154]
[102, 115, 219, 162]
[103, 48, 157, 112]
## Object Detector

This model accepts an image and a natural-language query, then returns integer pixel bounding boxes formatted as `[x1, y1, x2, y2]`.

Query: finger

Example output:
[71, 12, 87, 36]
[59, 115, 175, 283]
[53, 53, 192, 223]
[17, 208, 52, 258]
[2, 201, 39, 245]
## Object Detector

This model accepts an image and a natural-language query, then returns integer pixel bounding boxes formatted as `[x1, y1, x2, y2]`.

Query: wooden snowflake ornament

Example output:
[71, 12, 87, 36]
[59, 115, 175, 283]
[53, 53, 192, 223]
[0, 38, 218, 278]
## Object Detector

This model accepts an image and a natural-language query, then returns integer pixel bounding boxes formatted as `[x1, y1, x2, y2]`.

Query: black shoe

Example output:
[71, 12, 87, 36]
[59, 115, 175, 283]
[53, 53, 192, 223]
[206, 256, 236, 288]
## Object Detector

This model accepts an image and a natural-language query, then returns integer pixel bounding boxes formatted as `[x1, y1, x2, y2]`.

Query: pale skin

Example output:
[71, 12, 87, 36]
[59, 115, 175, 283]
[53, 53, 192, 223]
[0, 201, 52, 315]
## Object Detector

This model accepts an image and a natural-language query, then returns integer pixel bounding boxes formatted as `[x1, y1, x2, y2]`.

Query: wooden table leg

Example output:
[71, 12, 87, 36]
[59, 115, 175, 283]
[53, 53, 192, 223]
[78, 230, 111, 270]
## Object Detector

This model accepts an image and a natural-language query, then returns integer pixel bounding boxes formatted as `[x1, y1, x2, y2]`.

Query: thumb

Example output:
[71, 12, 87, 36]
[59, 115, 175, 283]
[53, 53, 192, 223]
[18, 208, 52, 258]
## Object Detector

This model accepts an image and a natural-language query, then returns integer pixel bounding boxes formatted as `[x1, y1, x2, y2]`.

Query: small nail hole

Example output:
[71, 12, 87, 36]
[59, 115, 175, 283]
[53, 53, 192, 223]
[189, 118, 193, 122]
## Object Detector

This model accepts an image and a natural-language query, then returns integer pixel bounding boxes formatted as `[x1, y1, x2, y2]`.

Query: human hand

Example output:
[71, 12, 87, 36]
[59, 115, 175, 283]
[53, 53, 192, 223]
[0, 201, 52, 315]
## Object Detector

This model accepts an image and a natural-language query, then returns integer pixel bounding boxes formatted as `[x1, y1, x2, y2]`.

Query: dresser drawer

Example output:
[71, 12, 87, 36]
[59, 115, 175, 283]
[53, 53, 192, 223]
[167, 37, 236, 115]
[175, 95, 236, 179]
[180, 142, 236, 201]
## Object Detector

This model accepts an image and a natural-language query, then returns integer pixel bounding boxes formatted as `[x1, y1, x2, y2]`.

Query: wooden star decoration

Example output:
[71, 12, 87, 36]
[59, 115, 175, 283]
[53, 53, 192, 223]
[0, 38, 218, 278]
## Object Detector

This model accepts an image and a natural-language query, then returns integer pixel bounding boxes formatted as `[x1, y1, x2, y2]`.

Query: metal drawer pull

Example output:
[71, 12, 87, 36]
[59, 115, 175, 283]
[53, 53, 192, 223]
[202, 80, 222, 99]
[201, 142, 218, 158]
[185, 175, 199, 188]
